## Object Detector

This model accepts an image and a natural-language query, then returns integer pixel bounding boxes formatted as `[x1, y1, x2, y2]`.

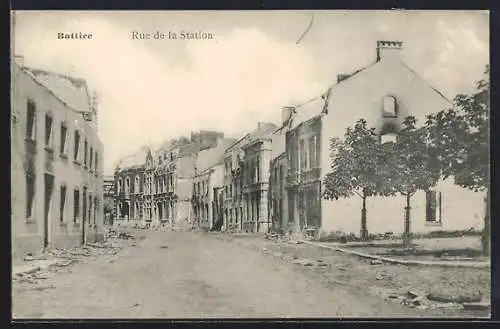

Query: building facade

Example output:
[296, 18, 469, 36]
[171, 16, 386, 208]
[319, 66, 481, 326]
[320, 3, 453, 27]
[103, 175, 114, 225]
[223, 122, 277, 232]
[269, 125, 289, 233]
[113, 131, 229, 228]
[11, 57, 104, 259]
[281, 40, 486, 237]
[192, 163, 224, 230]
[113, 147, 148, 227]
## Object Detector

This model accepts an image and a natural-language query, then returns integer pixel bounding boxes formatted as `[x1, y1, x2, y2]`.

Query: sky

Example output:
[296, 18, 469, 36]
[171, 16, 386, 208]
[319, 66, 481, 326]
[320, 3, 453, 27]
[12, 10, 489, 174]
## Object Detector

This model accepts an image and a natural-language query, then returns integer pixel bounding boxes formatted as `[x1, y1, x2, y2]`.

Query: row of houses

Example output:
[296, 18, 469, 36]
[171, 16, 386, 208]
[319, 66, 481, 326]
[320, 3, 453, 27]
[11, 55, 105, 259]
[113, 40, 486, 237]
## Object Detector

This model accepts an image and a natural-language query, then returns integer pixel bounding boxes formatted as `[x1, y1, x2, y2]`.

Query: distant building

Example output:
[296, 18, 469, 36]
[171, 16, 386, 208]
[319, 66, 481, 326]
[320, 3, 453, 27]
[11, 57, 104, 258]
[113, 131, 232, 229]
[103, 175, 114, 225]
[192, 137, 235, 230]
[114, 147, 148, 227]
[223, 122, 278, 233]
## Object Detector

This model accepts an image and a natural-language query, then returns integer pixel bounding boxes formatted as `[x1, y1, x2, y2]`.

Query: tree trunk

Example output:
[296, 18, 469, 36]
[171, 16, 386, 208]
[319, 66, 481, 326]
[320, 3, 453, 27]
[482, 187, 490, 256]
[360, 189, 368, 241]
[402, 193, 412, 248]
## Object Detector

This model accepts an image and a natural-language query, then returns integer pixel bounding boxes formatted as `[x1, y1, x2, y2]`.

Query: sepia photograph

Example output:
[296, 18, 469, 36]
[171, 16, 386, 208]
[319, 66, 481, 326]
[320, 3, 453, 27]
[10, 10, 490, 319]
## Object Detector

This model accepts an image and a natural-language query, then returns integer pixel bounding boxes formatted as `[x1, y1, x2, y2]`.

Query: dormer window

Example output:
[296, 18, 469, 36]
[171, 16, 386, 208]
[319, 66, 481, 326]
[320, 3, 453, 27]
[382, 95, 397, 118]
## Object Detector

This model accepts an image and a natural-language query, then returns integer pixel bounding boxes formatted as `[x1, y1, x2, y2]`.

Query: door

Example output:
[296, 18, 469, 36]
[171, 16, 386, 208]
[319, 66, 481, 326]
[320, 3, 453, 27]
[44, 174, 54, 248]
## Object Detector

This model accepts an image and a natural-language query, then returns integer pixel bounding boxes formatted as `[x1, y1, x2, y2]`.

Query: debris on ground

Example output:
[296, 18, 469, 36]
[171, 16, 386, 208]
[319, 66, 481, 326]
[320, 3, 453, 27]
[292, 258, 329, 267]
[426, 290, 483, 304]
[462, 302, 490, 311]
[160, 245, 169, 249]
[370, 259, 383, 265]
[118, 232, 136, 240]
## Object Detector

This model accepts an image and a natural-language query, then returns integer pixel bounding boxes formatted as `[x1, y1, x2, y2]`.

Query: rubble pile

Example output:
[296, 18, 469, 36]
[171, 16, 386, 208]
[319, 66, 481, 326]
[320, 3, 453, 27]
[383, 289, 489, 311]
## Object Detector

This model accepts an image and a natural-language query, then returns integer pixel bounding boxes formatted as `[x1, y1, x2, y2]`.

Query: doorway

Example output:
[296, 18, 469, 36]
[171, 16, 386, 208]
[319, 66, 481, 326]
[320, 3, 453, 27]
[44, 174, 54, 248]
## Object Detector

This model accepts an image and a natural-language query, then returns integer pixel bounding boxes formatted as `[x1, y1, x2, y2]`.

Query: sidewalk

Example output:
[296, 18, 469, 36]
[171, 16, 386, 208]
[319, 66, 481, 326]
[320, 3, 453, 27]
[301, 241, 490, 269]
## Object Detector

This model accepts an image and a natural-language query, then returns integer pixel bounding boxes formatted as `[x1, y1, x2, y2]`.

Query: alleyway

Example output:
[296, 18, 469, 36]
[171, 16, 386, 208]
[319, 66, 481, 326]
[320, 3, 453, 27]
[12, 230, 480, 319]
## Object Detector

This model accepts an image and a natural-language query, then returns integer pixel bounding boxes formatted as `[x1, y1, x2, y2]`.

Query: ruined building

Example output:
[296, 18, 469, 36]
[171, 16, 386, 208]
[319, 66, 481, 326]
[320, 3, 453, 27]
[11, 56, 104, 258]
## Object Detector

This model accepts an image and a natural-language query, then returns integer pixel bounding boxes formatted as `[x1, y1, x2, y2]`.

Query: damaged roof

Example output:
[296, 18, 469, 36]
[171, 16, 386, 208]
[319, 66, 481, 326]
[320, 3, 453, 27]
[23, 67, 93, 113]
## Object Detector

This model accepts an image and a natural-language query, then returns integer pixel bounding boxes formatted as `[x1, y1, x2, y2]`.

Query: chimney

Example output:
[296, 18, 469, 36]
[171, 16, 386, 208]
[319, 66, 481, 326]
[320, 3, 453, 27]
[282, 106, 295, 125]
[376, 40, 403, 62]
[337, 74, 350, 83]
[13, 55, 24, 67]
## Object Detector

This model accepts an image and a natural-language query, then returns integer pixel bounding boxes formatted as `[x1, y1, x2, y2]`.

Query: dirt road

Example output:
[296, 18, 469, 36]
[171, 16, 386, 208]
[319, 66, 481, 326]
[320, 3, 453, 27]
[12, 230, 477, 319]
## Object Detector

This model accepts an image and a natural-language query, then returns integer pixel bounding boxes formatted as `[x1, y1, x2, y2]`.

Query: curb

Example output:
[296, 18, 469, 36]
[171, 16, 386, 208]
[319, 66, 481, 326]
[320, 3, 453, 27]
[299, 241, 490, 269]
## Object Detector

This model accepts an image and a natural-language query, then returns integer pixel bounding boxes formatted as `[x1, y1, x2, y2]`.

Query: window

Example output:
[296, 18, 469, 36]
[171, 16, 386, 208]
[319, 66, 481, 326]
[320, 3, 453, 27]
[73, 189, 80, 223]
[89, 147, 93, 170]
[26, 174, 35, 220]
[299, 139, 306, 171]
[44, 114, 53, 148]
[88, 193, 92, 223]
[117, 178, 122, 193]
[382, 95, 397, 117]
[82, 187, 87, 222]
[94, 198, 98, 225]
[135, 176, 140, 193]
[74, 131, 81, 161]
[84, 139, 88, 166]
[26, 100, 36, 140]
[426, 190, 442, 223]
[125, 177, 130, 195]
[60, 185, 67, 222]
[309, 136, 318, 168]
[95, 151, 98, 174]
[60, 123, 67, 155]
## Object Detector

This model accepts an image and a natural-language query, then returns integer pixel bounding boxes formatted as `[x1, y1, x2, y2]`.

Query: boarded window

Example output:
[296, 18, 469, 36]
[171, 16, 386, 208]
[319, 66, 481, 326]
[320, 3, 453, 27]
[60, 185, 67, 222]
[60, 123, 67, 154]
[26, 100, 36, 140]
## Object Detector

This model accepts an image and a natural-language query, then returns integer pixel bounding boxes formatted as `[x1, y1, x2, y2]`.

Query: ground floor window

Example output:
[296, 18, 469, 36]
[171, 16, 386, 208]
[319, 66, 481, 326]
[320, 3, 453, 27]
[60, 185, 67, 223]
[73, 189, 80, 223]
[26, 174, 36, 220]
[425, 190, 442, 223]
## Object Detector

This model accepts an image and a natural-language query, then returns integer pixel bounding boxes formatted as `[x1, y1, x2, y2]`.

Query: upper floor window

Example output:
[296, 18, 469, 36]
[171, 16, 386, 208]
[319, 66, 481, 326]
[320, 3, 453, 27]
[125, 177, 131, 194]
[44, 114, 54, 149]
[74, 131, 81, 162]
[94, 151, 99, 174]
[117, 178, 122, 193]
[135, 176, 140, 193]
[382, 95, 397, 118]
[60, 122, 68, 155]
[26, 100, 36, 141]
[84, 139, 88, 166]
[89, 146, 94, 170]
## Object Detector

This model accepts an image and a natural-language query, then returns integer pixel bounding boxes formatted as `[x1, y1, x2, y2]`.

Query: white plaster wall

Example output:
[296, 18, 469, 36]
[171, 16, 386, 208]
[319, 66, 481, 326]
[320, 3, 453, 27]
[321, 177, 485, 235]
[317, 55, 483, 235]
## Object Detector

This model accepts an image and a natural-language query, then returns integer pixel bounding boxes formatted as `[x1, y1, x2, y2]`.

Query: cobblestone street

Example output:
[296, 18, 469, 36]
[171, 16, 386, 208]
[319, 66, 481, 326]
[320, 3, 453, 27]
[11, 230, 488, 319]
